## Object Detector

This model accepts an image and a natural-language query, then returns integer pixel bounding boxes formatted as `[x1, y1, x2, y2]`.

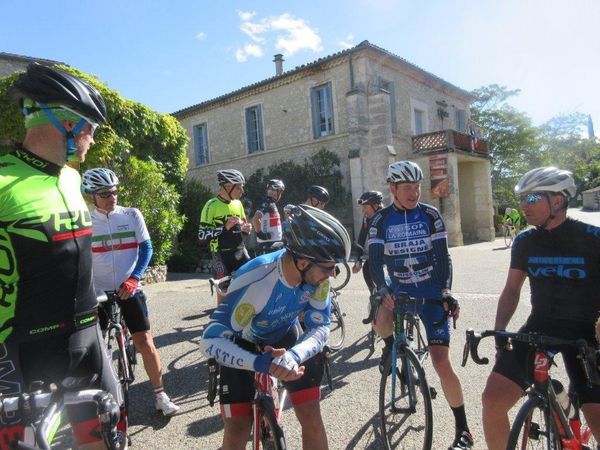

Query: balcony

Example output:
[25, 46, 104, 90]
[412, 130, 489, 156]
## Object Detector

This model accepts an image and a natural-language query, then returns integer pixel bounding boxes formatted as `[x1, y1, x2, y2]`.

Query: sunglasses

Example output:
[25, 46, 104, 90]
[519, 193, 544, 205]
[311, 261, 337, 276]
[96, 189, 118, 199]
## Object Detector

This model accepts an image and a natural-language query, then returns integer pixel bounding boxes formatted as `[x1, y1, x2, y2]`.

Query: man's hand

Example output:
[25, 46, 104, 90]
[118, 277, 139, 300]
[266, 346, 305, 381]
[442, 292, 460, 327]
[352, 260, 362, 274]
[225, 216, 241, 231]
[241, 222, 252, 234]
[376, 286, 394, 311]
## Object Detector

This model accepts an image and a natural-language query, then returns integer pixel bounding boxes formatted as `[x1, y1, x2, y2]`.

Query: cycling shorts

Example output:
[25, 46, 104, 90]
[218, 328, 324, 417]
[98, 291, 150, 334]
[492, 316, 600, 405]
[401, 301, 451, 347]
[0, 325, 126, 449]
[211, 248, 250, 279]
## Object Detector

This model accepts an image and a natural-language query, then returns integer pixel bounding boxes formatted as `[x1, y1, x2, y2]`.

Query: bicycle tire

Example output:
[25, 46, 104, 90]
[259, 405, 287, 450]
[114, 348, 130, 413]
[207, 361, 218, 407]
[507, 396, 563, 450]
[379, 347, 433, 450]
[331, 262, 351, 291]
[125, 334, 137, 381]
[327, 298, 345, 351]
[504, 226, 514, 248]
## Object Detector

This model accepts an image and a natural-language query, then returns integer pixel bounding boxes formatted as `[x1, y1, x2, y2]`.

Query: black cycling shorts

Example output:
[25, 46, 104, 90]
[492, 316, 600, 405]
[211, 248, 250, 279]
[0, 325, 125, 448]
[99, 291, 150, 334]
[219, 328, 324, 413]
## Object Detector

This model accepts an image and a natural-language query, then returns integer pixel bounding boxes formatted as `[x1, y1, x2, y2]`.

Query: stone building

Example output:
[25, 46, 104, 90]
[0, 52, 64, 78]
[173, 41, 494, 245]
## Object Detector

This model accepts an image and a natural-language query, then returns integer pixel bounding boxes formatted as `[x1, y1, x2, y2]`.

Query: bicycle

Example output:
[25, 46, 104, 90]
[462, 328, 600, 450]
[98, 291, 137, 414]
[503, 220, 517, 248]
[331, 261, 351, 292]
[0, 374, 122, 450]
[252, 366, 288, 450]
[327, 289, 346, 351]
[377, 293, 444, 450]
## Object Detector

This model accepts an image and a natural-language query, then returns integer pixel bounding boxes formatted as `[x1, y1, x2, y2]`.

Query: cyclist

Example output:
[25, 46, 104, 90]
[502, 206, 521, 235]
[198, 169, 252, 305]
[251, 179, 285, 255]
[0, 64, 126, 449]
[304, 185, 330, 210]
[368, 161, 474, 450]
[82, 168, 180, 417]
[481, 167, 600, 450]
[352, 190, 384, 294]
[199, 205, 351, 450]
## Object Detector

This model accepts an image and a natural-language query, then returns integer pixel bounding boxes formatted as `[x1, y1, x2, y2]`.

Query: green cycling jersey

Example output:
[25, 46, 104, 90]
[198, 196, 247, 253]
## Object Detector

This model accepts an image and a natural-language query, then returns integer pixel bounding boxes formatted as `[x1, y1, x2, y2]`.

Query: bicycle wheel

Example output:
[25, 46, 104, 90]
[125, 334, 137, 381]
[327, 297, 345, 351]
[255, 397, 287, 450]
[507, 396, 563, 450]
[379, 347, 433, 450]
[207, 359, 218, 407]
[331, 262, 351, 291]
[504, 227, 514, 248]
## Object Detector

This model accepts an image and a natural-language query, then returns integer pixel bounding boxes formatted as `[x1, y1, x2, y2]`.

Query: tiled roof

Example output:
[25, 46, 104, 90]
[172, 40, 473, 118]
[0, 52, 66, 67]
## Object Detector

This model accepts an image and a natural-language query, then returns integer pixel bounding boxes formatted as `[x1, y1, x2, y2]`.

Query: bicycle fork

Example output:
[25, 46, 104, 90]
[390, 340, 418, 414]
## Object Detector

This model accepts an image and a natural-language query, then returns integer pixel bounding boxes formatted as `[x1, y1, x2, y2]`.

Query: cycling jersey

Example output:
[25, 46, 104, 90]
[254, 195, 282, 243]
[503, 209, 521, 226]
[198, 196, 247, 253]
[511, 218, 600, 322]
[199, 249, 331, 373]
[0, 148, 97, 343]
[368, 202, 452, 299]
[90, 205, 151, 292]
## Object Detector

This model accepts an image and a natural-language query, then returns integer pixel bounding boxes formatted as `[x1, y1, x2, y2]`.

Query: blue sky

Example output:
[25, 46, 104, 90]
[3, 0, 599, 132]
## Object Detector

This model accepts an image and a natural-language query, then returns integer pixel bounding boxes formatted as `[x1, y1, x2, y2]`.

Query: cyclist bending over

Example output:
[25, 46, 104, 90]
[368, 161, 473, 450]
[82, 168, 180, 416]
[502, 207, 521, 235]
[482, 167, 600, 450]
[0, 64, 126, 449]
[252, 179, 285, 256]
[199, 205, 351, 450]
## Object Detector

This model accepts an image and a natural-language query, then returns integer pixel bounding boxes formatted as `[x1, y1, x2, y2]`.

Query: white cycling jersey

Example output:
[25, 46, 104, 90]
[91, 205, 150, 292]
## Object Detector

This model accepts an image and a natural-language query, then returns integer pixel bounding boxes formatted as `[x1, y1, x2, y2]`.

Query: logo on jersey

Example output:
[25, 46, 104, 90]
[527, 256, 586, 280]
[234, 303, 256, 327]
[392, 256, 432, 283]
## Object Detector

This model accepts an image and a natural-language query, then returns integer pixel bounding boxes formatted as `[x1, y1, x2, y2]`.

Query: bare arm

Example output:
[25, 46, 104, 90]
[252, 210, 263, 233]
[494, 268, 527, 330]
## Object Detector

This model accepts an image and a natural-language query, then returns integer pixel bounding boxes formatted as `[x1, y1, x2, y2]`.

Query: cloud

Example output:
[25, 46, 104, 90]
[196, 32, 206, 41]
[337, 33, 355, 50]
[234, 11, 323, 62]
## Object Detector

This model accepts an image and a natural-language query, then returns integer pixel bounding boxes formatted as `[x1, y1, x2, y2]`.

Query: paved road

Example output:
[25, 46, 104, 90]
[127, 208, 600, 449]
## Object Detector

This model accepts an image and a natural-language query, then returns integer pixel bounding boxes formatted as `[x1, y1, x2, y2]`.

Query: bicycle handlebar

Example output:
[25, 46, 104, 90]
[364, 293, 448, 327]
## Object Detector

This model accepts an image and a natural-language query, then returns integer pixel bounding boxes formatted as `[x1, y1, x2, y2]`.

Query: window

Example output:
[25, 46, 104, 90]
[455, 109, 466, 132]
[311, 83, 335, 138]
[245, 105, 264, 153]
[193, 124, 209, 165]
[414, 110, 424, 135]
[380, 79, 397, 133]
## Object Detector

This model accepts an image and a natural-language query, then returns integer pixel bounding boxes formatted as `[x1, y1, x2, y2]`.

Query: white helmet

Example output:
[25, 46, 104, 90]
[217, 169, 245, 185]
[515, 167, 576, 198]
[82, 168, 119, 194]
[387, 161, 423, 183]
[505, 207, 512, 215]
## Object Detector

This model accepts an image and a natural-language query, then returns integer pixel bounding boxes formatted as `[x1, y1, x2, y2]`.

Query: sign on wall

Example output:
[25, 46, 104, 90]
[429, 154, 449, 198]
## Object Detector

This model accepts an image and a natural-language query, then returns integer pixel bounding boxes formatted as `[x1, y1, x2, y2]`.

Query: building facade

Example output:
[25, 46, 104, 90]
[174, 41, 495, 245]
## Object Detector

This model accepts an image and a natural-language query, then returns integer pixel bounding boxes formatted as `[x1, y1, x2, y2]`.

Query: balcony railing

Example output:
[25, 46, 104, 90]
[412, 130, 489, 156]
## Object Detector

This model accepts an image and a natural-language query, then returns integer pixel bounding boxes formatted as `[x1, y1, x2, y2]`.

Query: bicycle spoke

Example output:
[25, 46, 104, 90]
[507, 397, 562, 450]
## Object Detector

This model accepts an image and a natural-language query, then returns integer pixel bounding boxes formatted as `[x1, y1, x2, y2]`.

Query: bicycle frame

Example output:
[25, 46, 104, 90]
[252, 371, 287, 450]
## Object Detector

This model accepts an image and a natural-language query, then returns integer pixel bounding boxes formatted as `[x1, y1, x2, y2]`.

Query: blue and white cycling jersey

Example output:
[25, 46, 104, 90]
[368, 202, 452, 299]
[199, 249, 331, 373]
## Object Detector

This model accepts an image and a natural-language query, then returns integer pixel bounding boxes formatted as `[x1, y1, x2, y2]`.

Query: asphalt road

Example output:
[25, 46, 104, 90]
[127, 208, 599, 450]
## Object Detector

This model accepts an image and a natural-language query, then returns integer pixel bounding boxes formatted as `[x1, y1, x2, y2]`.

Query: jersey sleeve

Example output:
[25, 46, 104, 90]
[423, 205, 452, 290]
[130, 208, 151, 242]
[367, 210, 387, 289]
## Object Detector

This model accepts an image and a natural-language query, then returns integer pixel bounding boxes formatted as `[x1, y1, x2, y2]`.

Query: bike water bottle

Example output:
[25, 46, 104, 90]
[551, 379, 575, 419]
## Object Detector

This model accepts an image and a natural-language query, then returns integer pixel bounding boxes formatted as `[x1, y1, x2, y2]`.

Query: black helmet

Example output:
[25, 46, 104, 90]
[11, 64, 107, 126]
[283, 204, 351, 263]
[357, 191, 384, 205]
[266, 179, 285, 191]
[308, 185, 330, 203]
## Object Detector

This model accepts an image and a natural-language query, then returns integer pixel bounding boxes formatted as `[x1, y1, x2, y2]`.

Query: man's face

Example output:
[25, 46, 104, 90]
[304, 260, 337, 286]
[361, 203, 380, 219]
[225, 183, 244, 199]
[94, 187, 119, 212]
[268, 189, 283, 202]
[308, 197, 327, 210]
[72, 122, 96, 162]
[519, 192, 561, 226]
[390, 182, 421, 210]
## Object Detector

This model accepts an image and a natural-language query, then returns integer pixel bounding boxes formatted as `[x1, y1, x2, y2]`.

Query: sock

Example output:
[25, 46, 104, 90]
[451, 405, 469, 435]
[153, 386, 165, 397]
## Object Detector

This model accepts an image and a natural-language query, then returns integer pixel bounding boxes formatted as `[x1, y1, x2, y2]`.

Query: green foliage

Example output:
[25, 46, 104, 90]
[244, 148, 350, 215]
[118, 157, 184, 265]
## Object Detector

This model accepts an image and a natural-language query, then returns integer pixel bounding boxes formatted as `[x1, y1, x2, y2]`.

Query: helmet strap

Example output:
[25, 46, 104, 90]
[540, 192, 560, 229]
[39, 103, 87, 160]
[290, 252, 310, 288]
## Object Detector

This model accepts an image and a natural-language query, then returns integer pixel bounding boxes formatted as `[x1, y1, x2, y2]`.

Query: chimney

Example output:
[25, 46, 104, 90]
[273, 54, 284, 76]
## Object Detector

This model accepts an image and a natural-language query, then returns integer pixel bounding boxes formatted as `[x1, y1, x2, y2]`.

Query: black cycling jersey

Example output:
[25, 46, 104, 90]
[511, 218, 600, 323]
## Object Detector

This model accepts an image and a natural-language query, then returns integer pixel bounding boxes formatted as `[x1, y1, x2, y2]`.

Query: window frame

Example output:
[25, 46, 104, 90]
[193, 123, 209, 166]
[245, 104, 265, 154]
[310, 82, 335, 139]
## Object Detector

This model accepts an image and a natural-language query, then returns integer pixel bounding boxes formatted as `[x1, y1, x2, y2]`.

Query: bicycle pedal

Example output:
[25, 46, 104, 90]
[429, 387, 437, 399]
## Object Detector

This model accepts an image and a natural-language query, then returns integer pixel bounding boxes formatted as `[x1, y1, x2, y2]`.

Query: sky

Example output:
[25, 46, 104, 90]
[2, 0, 599, 132]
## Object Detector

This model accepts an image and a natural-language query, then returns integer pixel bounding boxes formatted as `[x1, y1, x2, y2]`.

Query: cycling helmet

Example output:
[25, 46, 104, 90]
[11, 64, 107, 126]
[387, 161, 423, 183]
[217, 169, 245, 186]
[357, 191, 384, 205]
[308, 185, 330, 204]
[283, 204, 351, 263]
[82, 168, 119, 194]
[266, 179, 285, 191]
[515, 167, 576, 198]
